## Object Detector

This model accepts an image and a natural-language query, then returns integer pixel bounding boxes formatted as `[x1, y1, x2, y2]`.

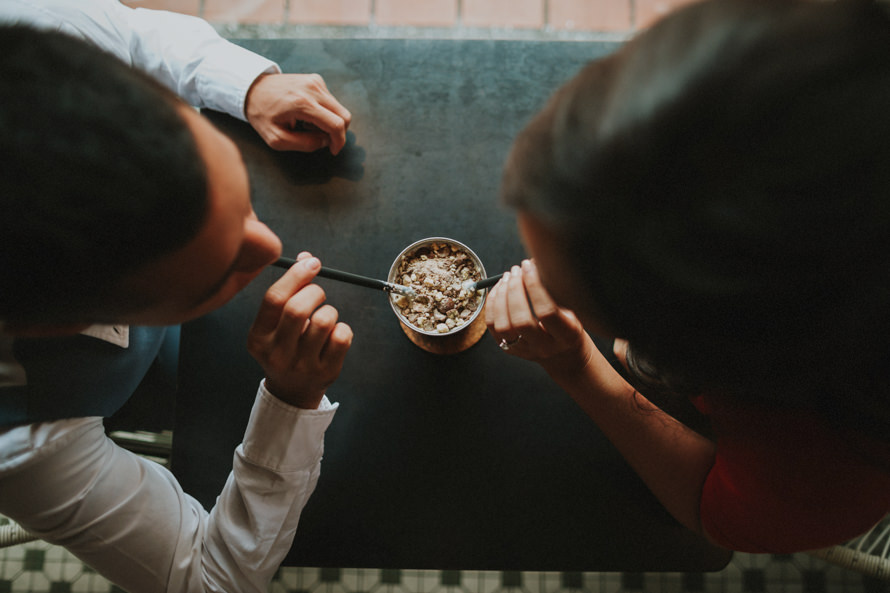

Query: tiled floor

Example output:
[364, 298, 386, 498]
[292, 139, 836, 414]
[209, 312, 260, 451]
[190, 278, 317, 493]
[4, 1, 889, 591]
[0, 524, 887, 593]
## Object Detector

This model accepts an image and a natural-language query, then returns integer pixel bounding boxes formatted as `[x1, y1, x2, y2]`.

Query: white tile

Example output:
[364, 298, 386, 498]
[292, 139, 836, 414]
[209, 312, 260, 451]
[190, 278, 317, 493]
[597, 572, 622, 592]
[0, 559, 23, 579]
[43, 547, 67, 562]
[43, 560, 63, 581]
[339, 567, 366, 591]
[273, 567, 298, 589]
[4, 546, 26, 561]
[650, 572, 686, 593]
[533, 571, 562, 593]
[402, 569, 434, 593]
[701, 572, 727, 593]
[13, 571, 50, 593]
[71, 572, 112, 593]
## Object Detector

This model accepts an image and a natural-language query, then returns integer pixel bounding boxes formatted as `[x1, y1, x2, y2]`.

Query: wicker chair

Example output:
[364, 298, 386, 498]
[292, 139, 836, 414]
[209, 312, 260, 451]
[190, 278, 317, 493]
[0, 518, 38, 547]
[807, 515, 890, 579]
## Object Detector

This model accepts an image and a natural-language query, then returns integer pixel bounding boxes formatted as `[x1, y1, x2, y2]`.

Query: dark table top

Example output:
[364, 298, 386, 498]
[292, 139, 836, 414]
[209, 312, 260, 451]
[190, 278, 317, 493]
[171, 38, 732, 572]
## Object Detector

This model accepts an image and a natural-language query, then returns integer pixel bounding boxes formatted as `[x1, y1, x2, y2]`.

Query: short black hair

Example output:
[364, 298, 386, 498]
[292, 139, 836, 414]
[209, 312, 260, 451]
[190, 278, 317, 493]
[0, 26, 209, 325]
[504, 0, 890, 436]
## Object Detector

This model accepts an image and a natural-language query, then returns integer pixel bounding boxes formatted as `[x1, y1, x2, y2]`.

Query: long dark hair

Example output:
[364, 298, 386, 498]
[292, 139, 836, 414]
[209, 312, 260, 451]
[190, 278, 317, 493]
[503, 0, 890, 440]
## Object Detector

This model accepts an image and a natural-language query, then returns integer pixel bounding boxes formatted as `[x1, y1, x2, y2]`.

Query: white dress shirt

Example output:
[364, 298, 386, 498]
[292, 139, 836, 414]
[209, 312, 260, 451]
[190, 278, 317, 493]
[0, 380, 337, 593]
[0, 2, 340, 592]
[0, 0, 279, 120]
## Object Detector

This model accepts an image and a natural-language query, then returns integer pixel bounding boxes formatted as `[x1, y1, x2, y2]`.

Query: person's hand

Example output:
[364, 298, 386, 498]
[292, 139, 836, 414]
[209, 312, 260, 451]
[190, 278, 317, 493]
[247, 252, 353, 409]
[485, 259, 595, 379]
[245, 73, 352, 155]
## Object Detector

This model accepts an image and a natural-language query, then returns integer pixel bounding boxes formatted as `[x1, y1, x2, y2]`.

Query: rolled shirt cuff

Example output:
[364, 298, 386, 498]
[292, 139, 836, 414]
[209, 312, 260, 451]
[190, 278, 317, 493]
[196, 43, 281, 121]
[240, 380, 338, 472]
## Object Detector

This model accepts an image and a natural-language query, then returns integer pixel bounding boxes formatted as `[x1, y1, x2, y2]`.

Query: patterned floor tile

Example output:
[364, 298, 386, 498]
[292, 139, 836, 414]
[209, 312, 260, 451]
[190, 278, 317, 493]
[0, 542, 884, 593]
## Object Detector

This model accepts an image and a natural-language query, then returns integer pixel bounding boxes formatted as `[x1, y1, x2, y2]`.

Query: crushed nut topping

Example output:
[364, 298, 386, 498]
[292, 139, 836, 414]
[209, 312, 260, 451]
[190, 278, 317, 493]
[391, 241, 483, 333]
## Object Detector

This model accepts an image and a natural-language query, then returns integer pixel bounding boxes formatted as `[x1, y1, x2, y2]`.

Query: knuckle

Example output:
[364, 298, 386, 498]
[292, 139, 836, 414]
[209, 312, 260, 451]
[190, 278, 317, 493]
[327, 323, 353, 350]
[535, 303, 560, 321]
[281, 300, 311, 323]
[267, 133, 288, 150]
[264, 288, 291, 310]
[266, 351, 288, 369]
[306, 284, 326, 302]
[312, 305, 339, 330]
[514, 318, 538, 334]
[246, 335, 264, 354]
[291, 94, 313, 110]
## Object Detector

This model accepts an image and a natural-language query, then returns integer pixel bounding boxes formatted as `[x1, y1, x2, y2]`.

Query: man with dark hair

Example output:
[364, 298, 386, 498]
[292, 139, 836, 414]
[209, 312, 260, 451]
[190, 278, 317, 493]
[0, 3, 355, 592]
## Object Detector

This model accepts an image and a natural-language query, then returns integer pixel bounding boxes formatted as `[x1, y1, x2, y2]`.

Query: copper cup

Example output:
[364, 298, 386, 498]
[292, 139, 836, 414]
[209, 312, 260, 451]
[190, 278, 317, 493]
[388, 237, 489, 355]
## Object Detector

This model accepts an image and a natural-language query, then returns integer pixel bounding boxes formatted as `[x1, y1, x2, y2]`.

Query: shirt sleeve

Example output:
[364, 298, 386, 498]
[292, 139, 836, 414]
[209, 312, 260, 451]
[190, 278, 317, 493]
[0, 0, 280, 120]
[0, 382, 338, 593]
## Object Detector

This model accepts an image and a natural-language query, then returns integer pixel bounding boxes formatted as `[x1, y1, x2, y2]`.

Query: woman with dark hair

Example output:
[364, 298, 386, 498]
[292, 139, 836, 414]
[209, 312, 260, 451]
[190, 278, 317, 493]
[486, 0, 890, 553]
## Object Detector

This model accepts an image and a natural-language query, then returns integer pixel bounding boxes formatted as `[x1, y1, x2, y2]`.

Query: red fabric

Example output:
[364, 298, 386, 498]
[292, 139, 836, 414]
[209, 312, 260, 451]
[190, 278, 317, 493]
[691, 394, 890, 553]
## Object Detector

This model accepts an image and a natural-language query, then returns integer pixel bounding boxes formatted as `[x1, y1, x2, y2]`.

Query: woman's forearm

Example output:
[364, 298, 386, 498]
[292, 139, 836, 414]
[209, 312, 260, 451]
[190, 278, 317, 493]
[542, 336, 718, 539]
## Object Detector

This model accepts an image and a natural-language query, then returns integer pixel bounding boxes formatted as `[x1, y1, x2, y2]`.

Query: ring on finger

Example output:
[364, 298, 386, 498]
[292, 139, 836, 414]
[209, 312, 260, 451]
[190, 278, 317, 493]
[498, 334, 523, 351]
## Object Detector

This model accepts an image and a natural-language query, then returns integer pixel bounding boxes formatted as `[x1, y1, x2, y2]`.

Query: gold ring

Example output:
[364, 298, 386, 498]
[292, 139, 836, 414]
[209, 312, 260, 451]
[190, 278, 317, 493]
[498, 335, 522, 351]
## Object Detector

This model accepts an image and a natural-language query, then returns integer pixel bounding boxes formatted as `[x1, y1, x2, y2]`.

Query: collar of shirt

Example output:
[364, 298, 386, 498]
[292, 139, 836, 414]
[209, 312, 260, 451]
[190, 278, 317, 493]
[80, 324, 129, 348]
[0, 324, 129, 389]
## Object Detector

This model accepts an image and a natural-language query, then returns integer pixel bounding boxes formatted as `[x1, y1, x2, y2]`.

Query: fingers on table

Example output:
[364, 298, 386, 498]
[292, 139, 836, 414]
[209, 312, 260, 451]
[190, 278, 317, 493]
[307, 73, 353, 126]
[293, 76, 352, 155]
[310, 109, 351, 155]
[273, 127, 332, 153]
[269, 105, 350, 154]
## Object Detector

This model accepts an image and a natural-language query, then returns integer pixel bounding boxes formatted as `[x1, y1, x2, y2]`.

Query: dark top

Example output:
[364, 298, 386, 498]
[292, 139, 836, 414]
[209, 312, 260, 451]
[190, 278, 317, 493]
[694, 393, 890, 552]
[0, 326, 173, 427]
[171, 38, 731, 571]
